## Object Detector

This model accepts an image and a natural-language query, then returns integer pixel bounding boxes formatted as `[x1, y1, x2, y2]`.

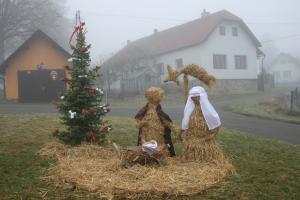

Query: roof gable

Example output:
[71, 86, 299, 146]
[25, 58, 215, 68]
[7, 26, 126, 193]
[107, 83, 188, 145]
[269, 53, 300, 68]
[0, 30, 71, 74]
[106, 10, 261, 68]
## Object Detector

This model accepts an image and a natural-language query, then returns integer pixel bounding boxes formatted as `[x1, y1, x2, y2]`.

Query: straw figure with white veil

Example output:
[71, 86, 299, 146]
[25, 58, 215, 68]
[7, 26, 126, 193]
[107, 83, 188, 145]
[165, 64, 225, 162]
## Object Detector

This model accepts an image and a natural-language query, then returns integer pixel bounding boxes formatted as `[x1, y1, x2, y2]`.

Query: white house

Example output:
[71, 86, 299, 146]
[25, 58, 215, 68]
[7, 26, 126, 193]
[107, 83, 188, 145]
[267, 53, 300, 84]
[104, 9, 263, 95]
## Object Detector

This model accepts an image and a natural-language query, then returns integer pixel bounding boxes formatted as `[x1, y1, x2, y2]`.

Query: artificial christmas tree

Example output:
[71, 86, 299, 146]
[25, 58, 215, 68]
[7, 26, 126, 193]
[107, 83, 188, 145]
[54, 22, 111, 145]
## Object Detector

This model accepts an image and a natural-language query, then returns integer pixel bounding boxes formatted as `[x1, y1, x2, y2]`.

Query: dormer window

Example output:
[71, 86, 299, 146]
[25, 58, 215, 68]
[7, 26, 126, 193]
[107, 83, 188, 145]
[219, 26, 226, 36]
[232, 27, 238, 36]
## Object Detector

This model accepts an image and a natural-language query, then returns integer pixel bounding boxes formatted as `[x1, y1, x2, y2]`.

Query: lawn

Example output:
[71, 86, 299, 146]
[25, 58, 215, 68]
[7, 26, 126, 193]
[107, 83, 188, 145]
[228, 102, 300, 124]
[0, 114, 299, 199]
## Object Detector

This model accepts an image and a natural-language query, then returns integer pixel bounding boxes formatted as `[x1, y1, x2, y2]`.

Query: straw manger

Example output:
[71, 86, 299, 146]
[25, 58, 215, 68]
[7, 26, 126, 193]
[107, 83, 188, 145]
[38, 142, 234, 199]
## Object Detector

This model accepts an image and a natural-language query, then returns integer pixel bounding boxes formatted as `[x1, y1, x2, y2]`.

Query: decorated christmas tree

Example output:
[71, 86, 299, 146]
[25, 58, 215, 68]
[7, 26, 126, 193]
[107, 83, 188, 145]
[53, 21, 111, 145]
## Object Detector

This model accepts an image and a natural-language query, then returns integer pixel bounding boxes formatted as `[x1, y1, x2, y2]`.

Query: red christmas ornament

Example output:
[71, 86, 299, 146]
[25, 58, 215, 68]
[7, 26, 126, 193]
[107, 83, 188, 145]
[87, 107, 96, 113]
[79, 48, 88, 52]
[87, 87, 96, 94]
[52, 128, 60, 136]
[83, 107, 96, 115]
[100, 127, 108, 132]
[95, 65, 101, 72]
[86, 131, 97, 142]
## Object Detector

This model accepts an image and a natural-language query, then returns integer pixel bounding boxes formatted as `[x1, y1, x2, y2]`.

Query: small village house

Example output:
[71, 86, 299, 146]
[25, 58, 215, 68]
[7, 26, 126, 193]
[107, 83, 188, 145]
[267, 53, 300, 86]
[104, 9, 264, 95]
[0, 30, 71, 102]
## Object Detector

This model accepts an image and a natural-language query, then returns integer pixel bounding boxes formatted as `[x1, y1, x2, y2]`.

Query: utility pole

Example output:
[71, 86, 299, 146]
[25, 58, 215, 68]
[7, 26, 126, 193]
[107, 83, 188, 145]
[261, 55, 265, 92]
[75, 10, 81, 26]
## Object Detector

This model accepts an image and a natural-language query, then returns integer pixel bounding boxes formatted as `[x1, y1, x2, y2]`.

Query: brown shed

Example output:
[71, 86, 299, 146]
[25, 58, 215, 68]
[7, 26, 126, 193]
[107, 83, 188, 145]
[0, 30, 71, 102]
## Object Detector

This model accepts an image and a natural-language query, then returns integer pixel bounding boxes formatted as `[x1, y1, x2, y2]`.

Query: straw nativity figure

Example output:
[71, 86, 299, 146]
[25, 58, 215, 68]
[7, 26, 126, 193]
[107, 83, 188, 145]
[134, 87, 178, 157]
[165, 64, 224, 161]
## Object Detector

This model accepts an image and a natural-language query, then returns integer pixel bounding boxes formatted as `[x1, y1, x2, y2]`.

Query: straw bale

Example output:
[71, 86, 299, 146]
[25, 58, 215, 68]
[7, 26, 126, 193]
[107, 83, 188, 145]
[39, 142, 234, 199]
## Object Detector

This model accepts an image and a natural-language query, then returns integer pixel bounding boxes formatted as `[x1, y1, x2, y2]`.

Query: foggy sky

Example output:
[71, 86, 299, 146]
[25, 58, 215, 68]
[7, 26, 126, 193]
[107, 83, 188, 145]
[65, 0, 300, 62]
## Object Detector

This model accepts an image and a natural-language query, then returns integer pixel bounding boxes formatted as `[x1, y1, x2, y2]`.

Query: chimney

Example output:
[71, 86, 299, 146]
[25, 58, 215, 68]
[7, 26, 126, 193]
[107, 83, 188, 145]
[153, 28, 158, 34]
[127, 40, 131, 45]
[201, 9, 210, 18]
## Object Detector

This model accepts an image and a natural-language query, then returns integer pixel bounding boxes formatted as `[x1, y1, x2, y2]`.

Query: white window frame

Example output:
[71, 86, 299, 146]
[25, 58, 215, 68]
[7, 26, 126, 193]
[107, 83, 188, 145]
[213, 54, 227, 69]
[235, 55, 247, 69]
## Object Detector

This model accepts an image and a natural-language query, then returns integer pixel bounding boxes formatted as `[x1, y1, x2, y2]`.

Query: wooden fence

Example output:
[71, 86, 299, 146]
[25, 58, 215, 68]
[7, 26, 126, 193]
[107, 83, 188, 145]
[290, 87, 300, 111]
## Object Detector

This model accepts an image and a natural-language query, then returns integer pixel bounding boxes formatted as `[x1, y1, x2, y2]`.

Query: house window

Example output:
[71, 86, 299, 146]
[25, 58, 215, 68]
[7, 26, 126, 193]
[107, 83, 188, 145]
[176, 58, 183, 68]
[156, 63, 164, 75]
[219, 26, 226, 36]
[232, 27, 238, 36]
[213, 54, 227, 69]
[235, 55, 247, 69]
[283, 70, 291, 78]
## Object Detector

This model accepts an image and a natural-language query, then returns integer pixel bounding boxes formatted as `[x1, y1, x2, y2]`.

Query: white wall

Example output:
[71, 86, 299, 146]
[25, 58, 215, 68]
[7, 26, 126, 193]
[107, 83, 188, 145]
[155, 21, 259, 81]
[268, 63, 300, 83]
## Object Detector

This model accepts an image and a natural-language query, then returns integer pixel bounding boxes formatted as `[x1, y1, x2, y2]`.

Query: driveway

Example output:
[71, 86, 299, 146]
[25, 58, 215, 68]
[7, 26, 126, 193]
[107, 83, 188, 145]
[0, 98, 299, 144]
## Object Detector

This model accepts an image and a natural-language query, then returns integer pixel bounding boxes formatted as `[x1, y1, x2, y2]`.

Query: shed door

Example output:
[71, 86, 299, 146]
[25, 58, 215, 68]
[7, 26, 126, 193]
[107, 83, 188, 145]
[18, 69, 66, 102]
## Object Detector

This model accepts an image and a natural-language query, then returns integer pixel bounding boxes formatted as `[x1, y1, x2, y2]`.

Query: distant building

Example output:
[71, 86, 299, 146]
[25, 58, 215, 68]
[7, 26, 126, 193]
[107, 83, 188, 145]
[104, 9, 264, 95]
[0, 30, 71, 102]
[267, 53, 300, 84]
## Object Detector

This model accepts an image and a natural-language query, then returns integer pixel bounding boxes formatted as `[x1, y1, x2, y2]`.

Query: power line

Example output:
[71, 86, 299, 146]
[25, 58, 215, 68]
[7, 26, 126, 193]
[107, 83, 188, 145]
[84, 12, 187, 22]
[261, 34, 300, 43]
[82, 12, 300, 43]
[84, 12, 300, 25]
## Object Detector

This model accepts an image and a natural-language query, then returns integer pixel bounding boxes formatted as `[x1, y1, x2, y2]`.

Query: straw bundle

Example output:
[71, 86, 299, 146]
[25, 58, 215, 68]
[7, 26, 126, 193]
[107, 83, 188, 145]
[182, 139, 224, 161]
[136, 87, 176, 156]
[39, 142, 234, 199]
[181, 98, 223, 162]
[164, 64, 216, 88]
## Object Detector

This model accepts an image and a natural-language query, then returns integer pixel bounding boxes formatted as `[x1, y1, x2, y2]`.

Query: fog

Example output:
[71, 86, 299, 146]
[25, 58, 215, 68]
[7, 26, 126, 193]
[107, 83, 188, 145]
[66, 0, 300, 62]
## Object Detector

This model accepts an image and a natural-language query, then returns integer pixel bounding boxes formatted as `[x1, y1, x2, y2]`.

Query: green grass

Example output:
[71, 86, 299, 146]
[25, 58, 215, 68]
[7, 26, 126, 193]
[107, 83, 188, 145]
[0, 114, 299, 199]
[228, 103, 300, 124]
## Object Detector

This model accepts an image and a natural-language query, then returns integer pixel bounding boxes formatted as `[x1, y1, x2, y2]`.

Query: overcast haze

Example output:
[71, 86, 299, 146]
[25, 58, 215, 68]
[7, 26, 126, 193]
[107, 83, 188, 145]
[65, 0, 300, 62]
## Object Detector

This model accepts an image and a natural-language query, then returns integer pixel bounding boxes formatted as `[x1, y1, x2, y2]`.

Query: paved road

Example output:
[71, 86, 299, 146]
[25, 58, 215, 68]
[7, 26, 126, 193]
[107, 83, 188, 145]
[107, 106, 300, 144]
[0, 99, 299, 144]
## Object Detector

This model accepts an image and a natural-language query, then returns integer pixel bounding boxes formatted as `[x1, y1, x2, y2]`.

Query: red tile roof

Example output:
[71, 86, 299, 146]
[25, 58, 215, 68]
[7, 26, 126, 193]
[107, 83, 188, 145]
[106, 10, 261, 68]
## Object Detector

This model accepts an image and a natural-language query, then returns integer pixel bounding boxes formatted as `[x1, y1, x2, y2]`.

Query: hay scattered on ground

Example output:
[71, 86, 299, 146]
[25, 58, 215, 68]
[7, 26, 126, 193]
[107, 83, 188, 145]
[38, 142, 234, 199]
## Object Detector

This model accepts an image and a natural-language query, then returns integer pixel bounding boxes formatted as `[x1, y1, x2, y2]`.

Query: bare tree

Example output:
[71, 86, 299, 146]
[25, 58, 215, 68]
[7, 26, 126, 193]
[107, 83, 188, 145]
[107, 44, 156, 98]
[0, 0, 71, 63]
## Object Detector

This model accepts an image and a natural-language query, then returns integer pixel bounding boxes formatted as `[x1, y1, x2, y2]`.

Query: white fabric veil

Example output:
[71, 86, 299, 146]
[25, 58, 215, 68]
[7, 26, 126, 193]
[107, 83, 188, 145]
[182, 86, 221, 130]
